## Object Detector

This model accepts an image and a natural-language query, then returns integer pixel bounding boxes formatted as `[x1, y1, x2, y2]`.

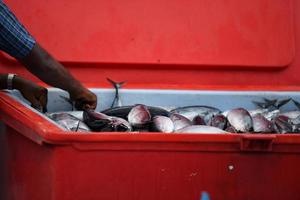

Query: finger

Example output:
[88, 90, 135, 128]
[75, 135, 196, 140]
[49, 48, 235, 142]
[38, 88, 48, 113]
[28, 96, 43, 112]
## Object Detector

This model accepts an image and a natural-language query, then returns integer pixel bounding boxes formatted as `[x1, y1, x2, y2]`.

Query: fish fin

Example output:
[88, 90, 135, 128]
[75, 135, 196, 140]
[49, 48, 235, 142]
[276, 98, 292, 109]
[263, 98, 277, 108]
[292, 99, 300, 110]
[252, 100, 268, 109]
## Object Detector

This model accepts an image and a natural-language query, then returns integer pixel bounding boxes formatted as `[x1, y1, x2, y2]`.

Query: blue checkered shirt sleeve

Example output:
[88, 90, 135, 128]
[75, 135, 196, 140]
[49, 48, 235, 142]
[0, 1, 36, 59]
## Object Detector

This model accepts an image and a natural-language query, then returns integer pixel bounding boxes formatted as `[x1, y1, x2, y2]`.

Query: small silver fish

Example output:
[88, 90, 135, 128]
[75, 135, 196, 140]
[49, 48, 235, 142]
[127, 104, 151, 127]
[171, 106, 221, 123]
[47, 113, 90, 132]
[152, 116, 174, 133]
[107, 78, 126, 108]
[227, 108, 253, 132]
[263, 110, 280, 121]
[252, 114, 274, 133]
[175, 125, 228, 134]
[273, 115, 293, 134]
[170, 113, 192, 131]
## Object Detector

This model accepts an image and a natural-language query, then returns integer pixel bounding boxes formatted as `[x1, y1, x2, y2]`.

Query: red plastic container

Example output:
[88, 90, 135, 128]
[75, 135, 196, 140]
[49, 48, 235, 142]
[1, 0, 300, 199]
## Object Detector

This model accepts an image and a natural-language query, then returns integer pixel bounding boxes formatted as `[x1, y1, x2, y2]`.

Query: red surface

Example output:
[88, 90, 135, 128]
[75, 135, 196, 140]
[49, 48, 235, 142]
[1, 0, 300, 199]
[2, 0, 295, 67]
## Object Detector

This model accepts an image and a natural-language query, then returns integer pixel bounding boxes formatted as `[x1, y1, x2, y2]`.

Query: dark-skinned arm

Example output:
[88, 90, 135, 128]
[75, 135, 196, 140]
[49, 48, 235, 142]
[18, 43, 97, 110]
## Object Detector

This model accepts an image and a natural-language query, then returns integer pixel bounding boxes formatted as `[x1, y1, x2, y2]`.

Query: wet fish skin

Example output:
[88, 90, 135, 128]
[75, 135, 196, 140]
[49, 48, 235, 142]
[208, 114, 227, 130]
[83, 109, 131, 132]
[249, 109, 269, 117]
[171, 106, 221, 123]
[280, 111, 300, 119]
[192, 115, 206, 125]
[170, 113, 192, 131]
[273, 115, 293, 134]
[47, 112, 90, 132]
[263, 110, 280, 121]
[152, 116, 174, 133]
[101, 106, 170, 119]
[175, 125, 228, 134]
[127, 104, 151, 127]
[107, 78, 126, 108]
[252, 114, 274, 133]
[227, 108, 253, 132]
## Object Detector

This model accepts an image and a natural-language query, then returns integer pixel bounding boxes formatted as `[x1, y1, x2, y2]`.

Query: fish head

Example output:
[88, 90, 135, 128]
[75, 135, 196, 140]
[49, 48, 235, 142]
[127, 104, 151, 127]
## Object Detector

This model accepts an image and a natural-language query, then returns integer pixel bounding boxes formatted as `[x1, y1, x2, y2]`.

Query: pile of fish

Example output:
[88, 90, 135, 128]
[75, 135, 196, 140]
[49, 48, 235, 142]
[47, 99, 300, 134]
[46, 79, 300, 134]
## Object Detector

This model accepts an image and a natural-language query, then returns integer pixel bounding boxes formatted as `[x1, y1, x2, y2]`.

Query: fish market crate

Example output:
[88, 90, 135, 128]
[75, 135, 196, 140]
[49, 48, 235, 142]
[1, 89, 300, 200]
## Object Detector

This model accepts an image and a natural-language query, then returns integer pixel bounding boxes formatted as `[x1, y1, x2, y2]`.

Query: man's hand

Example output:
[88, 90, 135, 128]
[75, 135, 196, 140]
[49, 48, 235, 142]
[13, 76, 48, 112]
[69, 87, 97, 110]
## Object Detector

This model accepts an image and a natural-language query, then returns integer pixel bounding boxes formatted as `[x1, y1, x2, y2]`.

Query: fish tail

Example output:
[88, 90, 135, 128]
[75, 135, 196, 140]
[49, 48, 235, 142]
[107, 78, 126, 108]
[107, 78, 127, 89]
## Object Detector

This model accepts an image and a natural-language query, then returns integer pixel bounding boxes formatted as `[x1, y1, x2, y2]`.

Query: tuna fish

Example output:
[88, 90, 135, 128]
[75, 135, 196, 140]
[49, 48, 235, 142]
[170, 113, 192, 131]
[101, 105, 170, 119]
[227, 108, 253, 132]
[192, 115, 206, 125]
[152, 116, 174, 133]
[170, 106, 221, 123]
[47, 112, 90, 132]
[252, 114, 274, 133]
[127, 104, 151, 127]
[107, 78, 126, 108]
[175, 125, 228, 134]
[83, 109, 131, 132]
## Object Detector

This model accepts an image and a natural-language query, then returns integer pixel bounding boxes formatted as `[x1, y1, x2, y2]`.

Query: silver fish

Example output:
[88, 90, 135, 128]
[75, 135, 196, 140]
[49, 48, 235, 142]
[152, 116, 174, 133]
[107, 78, 126, 108]
[83, 109, 131, 132]
[252, 114, 274, 133]
[48, 111, 84, 120]
[227, 108, 253, 132]
[127, 104, 151, 127]
[175, 125, 228, 134]
[170, 113, 192, 131]
[263, 110, 280, 121]
[280, 111, 300, 119]
[171, 106, 221, 123]
[47, 113, 90, 132]
[273, 115, 293, 134]
[249, 109, 269, 117]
